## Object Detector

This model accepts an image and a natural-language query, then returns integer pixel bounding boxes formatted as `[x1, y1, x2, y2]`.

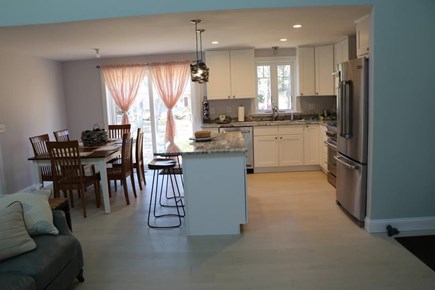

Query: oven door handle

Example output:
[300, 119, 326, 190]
[325, 141, 337, 149]
[334, 155, 358, 170]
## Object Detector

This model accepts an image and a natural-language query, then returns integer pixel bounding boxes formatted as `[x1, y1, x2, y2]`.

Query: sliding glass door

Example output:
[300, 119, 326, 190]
[105, 75, 193, 162]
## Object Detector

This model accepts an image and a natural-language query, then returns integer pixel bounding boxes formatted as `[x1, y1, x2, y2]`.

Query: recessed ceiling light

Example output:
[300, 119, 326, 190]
[280, 38, 288, 42]
[293, 24, 302, 28]
[211, 41, 219, 44]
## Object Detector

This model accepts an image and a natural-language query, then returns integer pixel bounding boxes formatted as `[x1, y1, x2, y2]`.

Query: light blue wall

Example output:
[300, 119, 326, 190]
[2, 0, 435, 221]
[369, 0, 435, 219]
[0, 0, 370, 26]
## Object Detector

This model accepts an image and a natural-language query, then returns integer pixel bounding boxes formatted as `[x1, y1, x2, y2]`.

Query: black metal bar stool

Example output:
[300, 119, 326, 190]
[154, 153, 184, 200]
[147, 158, 185, 228]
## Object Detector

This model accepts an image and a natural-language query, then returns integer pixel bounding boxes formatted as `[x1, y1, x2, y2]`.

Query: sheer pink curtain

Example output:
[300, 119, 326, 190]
[149, 61, 190, 148]
[101, 65, 147, 124]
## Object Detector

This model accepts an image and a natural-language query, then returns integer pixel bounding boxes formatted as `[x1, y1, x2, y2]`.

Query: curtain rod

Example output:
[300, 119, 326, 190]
[96, 60, 192, 69]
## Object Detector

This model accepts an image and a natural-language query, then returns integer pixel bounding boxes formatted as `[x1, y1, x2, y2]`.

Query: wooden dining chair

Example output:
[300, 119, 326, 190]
[134, 128, 146, 190]
[53, 129, 70, 142]
[46, 140, 101, 218]
[108, 124, 131, 140]
[107, 124, 131, 190]
[107, 132, 137, 205]
[29, 134, 54, 188]
[54, 128, 96, 176]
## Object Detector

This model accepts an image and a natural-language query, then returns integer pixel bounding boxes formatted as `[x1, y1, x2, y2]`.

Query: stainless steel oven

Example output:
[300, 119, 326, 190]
[218, 126, 253, 173]
[326, 124, 337, 187]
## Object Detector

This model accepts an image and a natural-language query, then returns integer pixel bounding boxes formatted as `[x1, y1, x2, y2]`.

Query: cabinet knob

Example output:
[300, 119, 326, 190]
[228, 96, 231, 99]
[233, 96, 235, 98]
[280, 136, 283, 140]
[275, 136, 278, 140]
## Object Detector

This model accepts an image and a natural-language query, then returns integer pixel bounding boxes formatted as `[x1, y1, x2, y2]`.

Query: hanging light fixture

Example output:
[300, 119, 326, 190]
[190, 19, 209, 83]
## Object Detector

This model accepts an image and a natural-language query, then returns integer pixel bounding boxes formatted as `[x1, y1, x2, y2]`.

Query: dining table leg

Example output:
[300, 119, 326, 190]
[97, 160, 111, 213]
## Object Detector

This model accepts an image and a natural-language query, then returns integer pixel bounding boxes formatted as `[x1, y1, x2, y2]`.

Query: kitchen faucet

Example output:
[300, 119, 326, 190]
[272, 104, 279, 121]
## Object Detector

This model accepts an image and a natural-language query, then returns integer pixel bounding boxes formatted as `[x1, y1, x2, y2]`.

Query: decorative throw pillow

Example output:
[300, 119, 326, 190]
[0, 190, 58, 236]
[0, 201, 37, 261]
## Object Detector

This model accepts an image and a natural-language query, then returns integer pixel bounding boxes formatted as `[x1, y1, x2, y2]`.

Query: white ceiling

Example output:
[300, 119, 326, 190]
[0, 6, 371, 62]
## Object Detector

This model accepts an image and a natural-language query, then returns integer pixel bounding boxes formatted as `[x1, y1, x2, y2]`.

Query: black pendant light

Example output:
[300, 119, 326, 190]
[190, 19, 209, 83]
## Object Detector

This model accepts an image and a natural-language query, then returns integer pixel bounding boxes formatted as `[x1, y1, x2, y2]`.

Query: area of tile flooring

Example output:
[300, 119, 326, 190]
[69, 171, 435, 290]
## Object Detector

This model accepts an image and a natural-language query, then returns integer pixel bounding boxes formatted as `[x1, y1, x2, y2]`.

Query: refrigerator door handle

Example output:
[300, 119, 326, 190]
[341, 80, 353, 139]
[334, 155, 359, 170]
[339, 80, 346, 137]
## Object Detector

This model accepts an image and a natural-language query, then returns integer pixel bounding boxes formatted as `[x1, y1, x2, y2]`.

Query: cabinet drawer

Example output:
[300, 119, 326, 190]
[278, 125, 303, 135]
[254, 126, 278, 136]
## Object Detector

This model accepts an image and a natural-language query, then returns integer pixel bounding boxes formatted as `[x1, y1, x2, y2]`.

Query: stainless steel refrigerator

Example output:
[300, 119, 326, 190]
[336, 57, 368, 226]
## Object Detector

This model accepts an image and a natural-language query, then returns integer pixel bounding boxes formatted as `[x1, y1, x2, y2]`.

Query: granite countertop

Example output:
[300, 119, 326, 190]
[202, 119, 322, 128]
[156, 132, 247, 156]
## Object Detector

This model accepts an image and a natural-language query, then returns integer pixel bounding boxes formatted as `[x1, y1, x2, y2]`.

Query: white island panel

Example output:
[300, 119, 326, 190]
[183, 152, 247, 236]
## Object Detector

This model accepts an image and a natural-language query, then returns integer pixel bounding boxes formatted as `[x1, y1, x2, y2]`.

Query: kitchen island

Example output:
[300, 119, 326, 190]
[158, 132, 248, 236]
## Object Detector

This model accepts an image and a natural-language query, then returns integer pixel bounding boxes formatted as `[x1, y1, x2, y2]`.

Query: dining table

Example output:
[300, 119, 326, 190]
[28, 140, 123, 214]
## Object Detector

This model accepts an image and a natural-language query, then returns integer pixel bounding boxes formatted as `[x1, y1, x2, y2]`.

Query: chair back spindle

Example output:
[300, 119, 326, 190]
[108, 124, 131, 140]
[53, 129, 70, 142]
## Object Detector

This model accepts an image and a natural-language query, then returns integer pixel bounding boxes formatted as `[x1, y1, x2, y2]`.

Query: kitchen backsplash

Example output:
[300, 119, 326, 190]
[299, 95, 336, 115]
[207, 95, 336, 122]
[208, 99, 252, 121]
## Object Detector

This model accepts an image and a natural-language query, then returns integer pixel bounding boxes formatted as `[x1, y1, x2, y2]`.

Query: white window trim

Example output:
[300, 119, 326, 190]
[255, 56, 296, 114]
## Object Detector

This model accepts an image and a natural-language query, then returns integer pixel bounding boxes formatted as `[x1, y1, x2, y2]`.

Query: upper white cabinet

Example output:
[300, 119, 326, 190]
[298, 45, 335, 96]
[205, 49, 256, 100]
[355, 14, 370, 57]
[333, 35, 356, 68]
[315, 45, 335, 96]
[297, 47, 316, 96]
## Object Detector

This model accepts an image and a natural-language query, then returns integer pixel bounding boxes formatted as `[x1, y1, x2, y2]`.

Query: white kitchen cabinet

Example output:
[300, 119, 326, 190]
[355, 14, 370, 57]
[205, 49, 256, 100]
[297, 47, 316, 96]
[315, 45, 335, 96]
[303, 124, 319, 165]
[279, 134, 304, 166]
[297, 45, 334, 96]
[333, 35, 356, 68]
[253, 135, 279, 167]
[254, 125, 303, 168]
[319, 124, 328, 172]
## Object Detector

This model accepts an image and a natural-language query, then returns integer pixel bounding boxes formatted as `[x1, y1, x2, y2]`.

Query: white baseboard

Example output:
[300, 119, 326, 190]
[365, 216, 435, 233]
[254, 165, 320, 173]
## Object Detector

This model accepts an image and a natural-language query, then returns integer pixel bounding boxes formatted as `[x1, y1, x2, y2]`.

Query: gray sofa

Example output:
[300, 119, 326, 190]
[0, 210, 84, 290]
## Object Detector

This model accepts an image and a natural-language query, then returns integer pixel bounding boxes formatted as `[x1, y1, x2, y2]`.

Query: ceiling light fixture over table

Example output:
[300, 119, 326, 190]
[190, 19, 209, 83]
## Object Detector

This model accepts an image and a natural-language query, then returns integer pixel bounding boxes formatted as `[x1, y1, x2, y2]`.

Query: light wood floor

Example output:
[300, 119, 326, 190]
[70, 171, 435, 290]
